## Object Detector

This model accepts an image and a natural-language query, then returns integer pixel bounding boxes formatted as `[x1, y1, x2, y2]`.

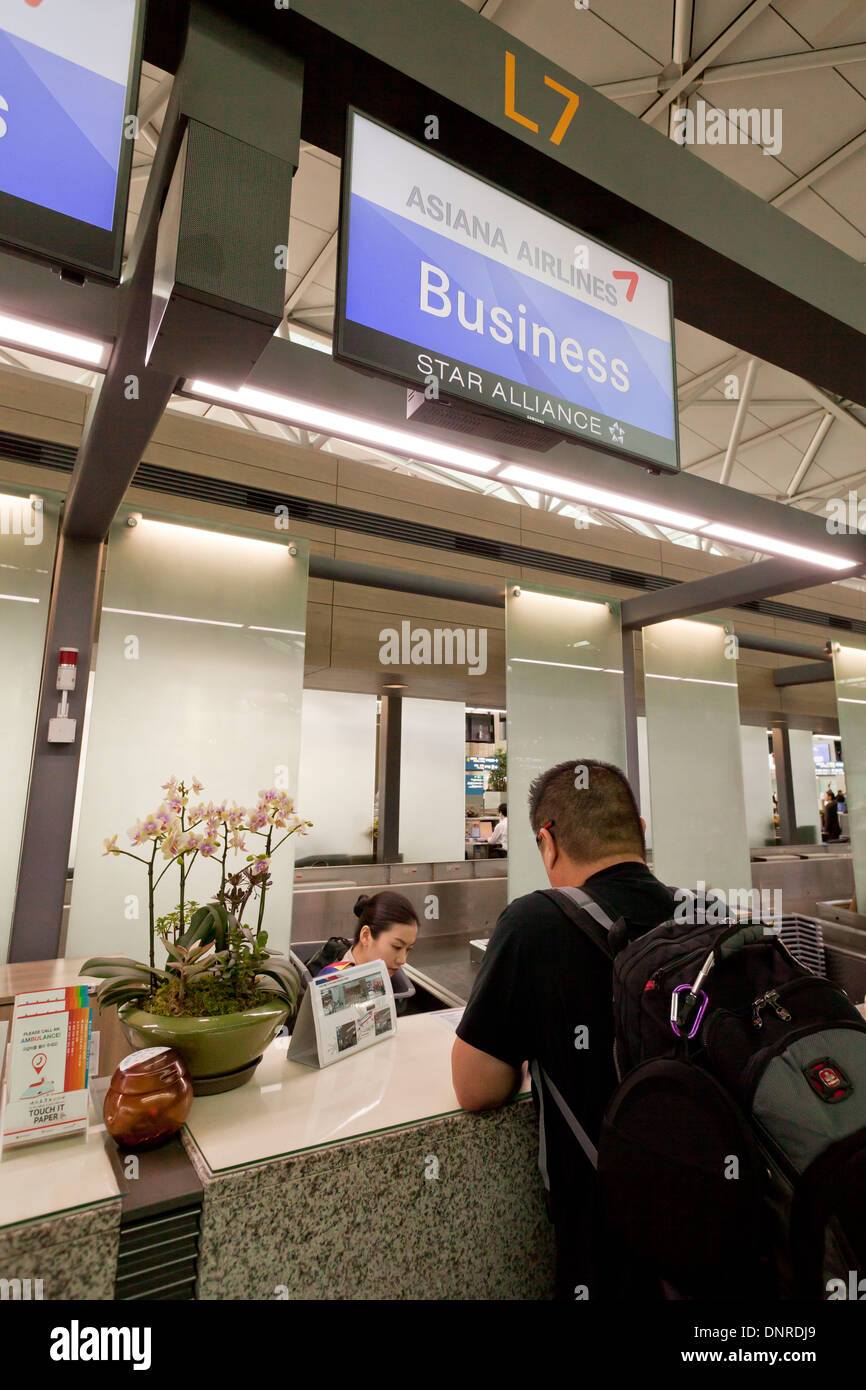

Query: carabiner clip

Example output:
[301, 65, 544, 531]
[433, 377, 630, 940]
[670, 983, 708, 1040]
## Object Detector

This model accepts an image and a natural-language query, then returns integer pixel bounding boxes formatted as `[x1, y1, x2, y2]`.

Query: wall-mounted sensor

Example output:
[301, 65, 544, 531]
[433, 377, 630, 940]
[49, 648, 79, 743]
[126, 513, 141, 528]
[56, 647, 78, 692]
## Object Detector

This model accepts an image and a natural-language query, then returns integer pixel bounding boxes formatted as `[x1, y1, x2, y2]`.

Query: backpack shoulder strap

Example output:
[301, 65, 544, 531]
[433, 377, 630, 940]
[541, 886, 620, 960]
[530, 1059, 598, 1185]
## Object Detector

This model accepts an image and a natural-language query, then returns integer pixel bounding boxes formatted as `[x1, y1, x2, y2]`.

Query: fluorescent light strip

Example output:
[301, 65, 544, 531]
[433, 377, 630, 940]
[510, 658, 621, 672]
[0, 593, 38, 603]
[103, 607, 243, 629]
[499, 464, 708, 532]
[136, 518, 288, 551]
[186, 380, 498, 475]
[646, 672, 737, 688]
[0, 313, 106, 366]
[700, 523, 856, 572]
[248, 626, 305, 635]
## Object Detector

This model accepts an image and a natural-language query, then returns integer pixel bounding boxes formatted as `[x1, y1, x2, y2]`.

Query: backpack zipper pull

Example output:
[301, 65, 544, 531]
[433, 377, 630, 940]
[766, 990, 791, 1022]
[752, 994, 765, 1029]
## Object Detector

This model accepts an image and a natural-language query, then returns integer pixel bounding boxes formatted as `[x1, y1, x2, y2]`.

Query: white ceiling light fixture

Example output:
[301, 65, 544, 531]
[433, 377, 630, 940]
[0, 313, 107, 367]
[185, 380, 499, 476]
[699, 522, 857, 572]
[498, 464, 708, 532]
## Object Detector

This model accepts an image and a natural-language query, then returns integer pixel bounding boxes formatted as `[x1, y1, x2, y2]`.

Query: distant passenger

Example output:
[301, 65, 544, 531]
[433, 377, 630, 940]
[451, 760, 675, 1300]
[837, 789, 847, 813]
[822, 790, 841, 842]
[486, 804, 508, 857]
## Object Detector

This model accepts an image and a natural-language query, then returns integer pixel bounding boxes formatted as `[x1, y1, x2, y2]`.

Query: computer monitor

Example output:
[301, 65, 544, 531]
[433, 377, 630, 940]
[470, 825, 481, 841]
[479, 820, 494, 839]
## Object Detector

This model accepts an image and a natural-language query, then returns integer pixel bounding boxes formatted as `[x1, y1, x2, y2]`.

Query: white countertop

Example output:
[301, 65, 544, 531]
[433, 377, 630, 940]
[0, 1093, 120, 1229]
[184, 1011, 530, 1174]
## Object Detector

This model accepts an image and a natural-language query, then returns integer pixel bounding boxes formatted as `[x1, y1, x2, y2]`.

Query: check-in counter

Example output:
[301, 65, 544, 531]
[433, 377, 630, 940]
[183, 1013, 554, 1300]
[0, 1096, 121, 1299]
[0, 959, 552, 1301]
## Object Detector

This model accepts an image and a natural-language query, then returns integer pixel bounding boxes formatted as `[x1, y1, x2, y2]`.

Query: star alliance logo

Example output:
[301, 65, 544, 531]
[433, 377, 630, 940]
[609, 421, 624, 445]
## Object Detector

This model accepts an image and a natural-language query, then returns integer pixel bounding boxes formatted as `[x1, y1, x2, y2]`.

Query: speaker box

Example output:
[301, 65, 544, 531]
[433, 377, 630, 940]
[148, 119, 293, 386]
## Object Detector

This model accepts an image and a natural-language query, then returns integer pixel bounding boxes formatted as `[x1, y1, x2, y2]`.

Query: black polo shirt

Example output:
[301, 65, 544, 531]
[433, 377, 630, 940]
[456, 860, 676, 1298]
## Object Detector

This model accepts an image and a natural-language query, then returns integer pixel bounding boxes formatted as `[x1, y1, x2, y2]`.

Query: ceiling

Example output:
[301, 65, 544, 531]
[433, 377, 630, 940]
[2, 0, 865, 578]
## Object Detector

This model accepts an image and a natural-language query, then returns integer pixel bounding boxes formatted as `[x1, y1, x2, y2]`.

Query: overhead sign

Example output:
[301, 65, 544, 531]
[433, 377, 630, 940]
[466, 756, 499, 772]
[336, 110, 679, 472]
[0, 0, 144, 281]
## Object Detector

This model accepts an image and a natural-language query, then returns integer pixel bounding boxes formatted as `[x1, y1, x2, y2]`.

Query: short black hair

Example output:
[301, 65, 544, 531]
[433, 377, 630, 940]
[528, 759, 645, 862]
[499, 804, 507, 816]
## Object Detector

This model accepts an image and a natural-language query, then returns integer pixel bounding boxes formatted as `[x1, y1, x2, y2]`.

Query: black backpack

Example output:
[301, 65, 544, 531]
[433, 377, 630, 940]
[535, 886, 866, 1301]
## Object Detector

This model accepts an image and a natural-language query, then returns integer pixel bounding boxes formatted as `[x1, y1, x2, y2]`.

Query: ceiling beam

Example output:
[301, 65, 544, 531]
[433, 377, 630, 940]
[678, 352, 749, 407]
[621, 556, 857, 630]
[138, 72, 173, 128]
[705, 40, 866, 85]
[719, 357, 757, 486]
[597, 40, 866, 99]
[772, 129, 866, 207]
[779, 463, 866, 505]
[784, 414, 834, 498]
[795, 381, 866, 446]
[284, 229, 338, 315]
[640, 0, 774, 123]
[685, 408, 825, 473]
[773, 661, 835, 687]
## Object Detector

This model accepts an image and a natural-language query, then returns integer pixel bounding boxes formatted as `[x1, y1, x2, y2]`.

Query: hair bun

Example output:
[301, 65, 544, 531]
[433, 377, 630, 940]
[353, 893, 369, 919]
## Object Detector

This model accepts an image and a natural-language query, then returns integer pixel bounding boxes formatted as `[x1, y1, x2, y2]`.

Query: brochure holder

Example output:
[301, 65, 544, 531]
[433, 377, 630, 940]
[0, 987, 92, 1152]
[288, 959, 396, 1068]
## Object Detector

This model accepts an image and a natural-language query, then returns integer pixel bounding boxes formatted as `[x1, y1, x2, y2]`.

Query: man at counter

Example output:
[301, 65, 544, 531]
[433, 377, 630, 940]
[451, 759, 676, 1300]
[486, 804, 508, 858]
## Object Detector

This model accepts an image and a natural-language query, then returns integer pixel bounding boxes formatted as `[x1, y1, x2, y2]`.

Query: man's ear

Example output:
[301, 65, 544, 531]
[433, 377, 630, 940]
[640, 816, 647, 835]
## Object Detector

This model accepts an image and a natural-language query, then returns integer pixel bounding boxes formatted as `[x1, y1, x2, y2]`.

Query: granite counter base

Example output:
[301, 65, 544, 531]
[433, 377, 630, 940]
[0, 1198, 121, 1300]
[188, 1100, 555, 1300]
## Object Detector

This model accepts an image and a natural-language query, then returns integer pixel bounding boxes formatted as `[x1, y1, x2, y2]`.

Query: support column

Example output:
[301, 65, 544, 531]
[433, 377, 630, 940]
[771, 725, 796, 845]
[8, 537, 103, 962]
[376, 696, 402, 865]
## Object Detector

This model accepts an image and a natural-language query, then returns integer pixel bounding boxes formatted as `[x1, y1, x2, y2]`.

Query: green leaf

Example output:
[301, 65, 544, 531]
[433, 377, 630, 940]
[255, 960, 300, 1011]
[81, 956, 160, 978]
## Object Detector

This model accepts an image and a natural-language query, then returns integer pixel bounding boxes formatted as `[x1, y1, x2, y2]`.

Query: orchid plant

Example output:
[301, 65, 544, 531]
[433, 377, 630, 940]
[84, 777, 311, 1019]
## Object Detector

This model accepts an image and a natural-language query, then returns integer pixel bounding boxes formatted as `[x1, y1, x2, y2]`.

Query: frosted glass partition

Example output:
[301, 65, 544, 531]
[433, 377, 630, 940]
[643, 618, 750, 893]
[789, 729, 822, 843]
[637, 715, 652, 850]
[833, 641, 866, 908]
[0, 490, 60, 963]
[399, 698, 465, 863]
[506, 584, 626, 901]
[297, 691, 377, 860]
[740, 725, 775, 847]
[67, 512, 308, 961]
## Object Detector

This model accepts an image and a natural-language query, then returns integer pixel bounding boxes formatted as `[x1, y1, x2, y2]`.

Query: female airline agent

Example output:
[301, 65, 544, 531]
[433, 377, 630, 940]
[306, 891, 419, 1010]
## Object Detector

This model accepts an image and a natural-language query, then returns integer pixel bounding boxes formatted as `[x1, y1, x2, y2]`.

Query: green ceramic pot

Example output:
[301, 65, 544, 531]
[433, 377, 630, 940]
[118, 999, 288, 1094]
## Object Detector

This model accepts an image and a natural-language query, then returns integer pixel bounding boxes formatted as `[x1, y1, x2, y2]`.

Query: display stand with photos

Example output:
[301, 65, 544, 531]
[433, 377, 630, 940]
[288, 960, 397, 1068]
[0, 987, 92, 1151]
